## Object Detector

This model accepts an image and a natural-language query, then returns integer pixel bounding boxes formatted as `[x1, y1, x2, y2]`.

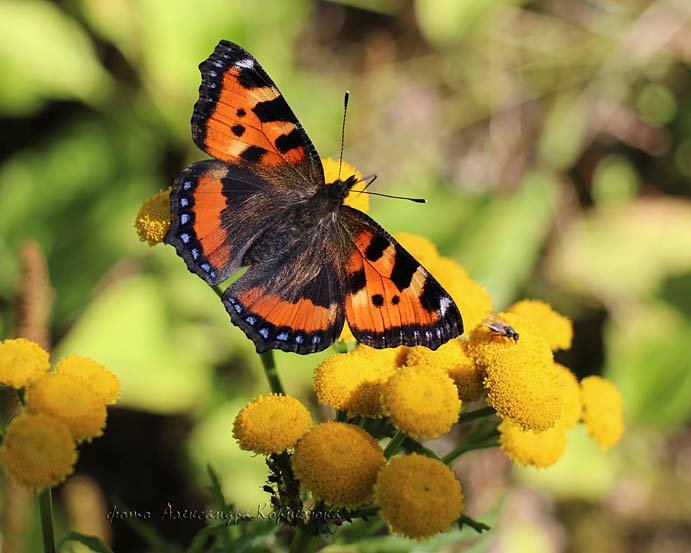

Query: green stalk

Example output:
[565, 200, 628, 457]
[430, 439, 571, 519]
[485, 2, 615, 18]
[288, 527, 313, 553]
[383, 430, 407, 458]
[442, 436, 500, 464]
[38, 488, 56, 553]
[260, 351, 284, 395]
[460, 406, 496, 423]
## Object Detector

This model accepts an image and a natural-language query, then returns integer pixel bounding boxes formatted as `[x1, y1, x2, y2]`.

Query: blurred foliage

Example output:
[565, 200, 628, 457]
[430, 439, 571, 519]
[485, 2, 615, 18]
[1, 0, 690, 551]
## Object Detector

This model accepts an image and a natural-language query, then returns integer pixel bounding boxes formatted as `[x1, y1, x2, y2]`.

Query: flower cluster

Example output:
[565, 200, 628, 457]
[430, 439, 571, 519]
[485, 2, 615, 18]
[230, 234, 624, 540]
[0, 339, 119, 489]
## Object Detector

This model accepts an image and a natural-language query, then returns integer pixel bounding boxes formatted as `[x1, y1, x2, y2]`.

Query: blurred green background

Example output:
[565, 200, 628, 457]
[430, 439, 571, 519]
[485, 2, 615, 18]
[1, 0, 690, 551]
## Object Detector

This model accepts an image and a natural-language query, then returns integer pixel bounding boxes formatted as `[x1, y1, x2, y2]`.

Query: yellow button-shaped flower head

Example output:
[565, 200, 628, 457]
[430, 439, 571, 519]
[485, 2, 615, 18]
[321, 158, 368, 213]
[581, 376, 624, 449]
[26, 373, 107, 442]
[292, 422, 385, 508]
[0, 338, 50, 389]
[393, 232, 440, 269]
[428, 258, 493, 333]
[313, 346, 401, 417]
[383, 365, 460, 440]
[508, 299, 573, 351]
[135, 188, 171, 245]
[554, 363, 581, 428]
[232, 394, 312, 455]
[465, 313, 562, 432]
[0, 412, 77, 489]
[56, 355, 120, 405]
[499, 419, 568, 468]
[374, 454, 463, 540]
[405, 339, 484, 402]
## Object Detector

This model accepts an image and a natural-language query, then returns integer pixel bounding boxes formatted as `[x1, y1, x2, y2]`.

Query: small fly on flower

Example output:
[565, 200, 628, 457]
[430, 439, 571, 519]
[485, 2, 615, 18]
[483, 318, 520, 341]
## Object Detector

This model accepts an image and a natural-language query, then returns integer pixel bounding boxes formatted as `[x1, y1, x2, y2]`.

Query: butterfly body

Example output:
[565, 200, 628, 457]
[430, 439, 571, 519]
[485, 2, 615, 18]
[165, 40, 463, 354]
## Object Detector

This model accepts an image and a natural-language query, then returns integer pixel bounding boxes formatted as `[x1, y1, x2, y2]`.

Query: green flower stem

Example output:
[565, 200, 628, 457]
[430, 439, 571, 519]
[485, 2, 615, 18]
[288, 527, 313, 553]
[260, 351, 284, 395]
[383, 430, 407, 458]
[402, 437, 441, 460]
[442, 435, 500, 464]
[459, 514, 491, 534]
[335, 410, 348, 422]
[212, 285, 224, 300]
[460, 406, 496, 423]
[38, 488, 56, 553]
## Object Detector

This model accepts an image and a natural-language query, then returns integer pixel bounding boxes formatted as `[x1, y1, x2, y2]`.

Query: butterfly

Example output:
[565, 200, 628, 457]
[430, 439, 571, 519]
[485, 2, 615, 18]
[165, 40, 463, 354]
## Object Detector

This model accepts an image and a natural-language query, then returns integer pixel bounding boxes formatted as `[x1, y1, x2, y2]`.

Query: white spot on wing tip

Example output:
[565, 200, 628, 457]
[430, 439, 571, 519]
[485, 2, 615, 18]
[440, 296, 451, 317]
[236, 58, 254, 69]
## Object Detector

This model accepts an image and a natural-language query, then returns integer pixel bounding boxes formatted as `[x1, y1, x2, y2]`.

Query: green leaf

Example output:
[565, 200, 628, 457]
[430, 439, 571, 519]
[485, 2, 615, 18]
[451, 170, 559, 307]
[58, 531, 114, 553]
[0, 0, 112, 114]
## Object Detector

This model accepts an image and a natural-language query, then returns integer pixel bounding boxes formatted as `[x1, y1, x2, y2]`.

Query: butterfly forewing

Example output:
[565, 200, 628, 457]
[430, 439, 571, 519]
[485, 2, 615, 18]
[192, 40, 323, 188]
[339, 206, 463, 349]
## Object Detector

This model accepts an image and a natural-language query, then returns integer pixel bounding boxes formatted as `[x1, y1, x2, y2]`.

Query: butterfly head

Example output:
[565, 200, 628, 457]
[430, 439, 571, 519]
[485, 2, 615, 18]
[324, 174, 360, 204]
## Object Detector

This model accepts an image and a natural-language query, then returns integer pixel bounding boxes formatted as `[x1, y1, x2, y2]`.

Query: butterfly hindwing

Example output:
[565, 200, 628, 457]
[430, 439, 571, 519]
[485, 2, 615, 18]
[165, 159, 284, 285]
[222, 237, 345, 354]
[192, 40, 324, 188]
[340, 206, 463, 349]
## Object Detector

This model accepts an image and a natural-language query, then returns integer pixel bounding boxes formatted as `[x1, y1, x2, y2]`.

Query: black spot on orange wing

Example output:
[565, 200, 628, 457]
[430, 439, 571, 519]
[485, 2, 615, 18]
[231, 125, 245, 137]
[275, 128, 304, 153]
[365, 235, 389, 262]
[240, 145, 267, 163]
[372, 294, 384, 307]
[347, 267, 367, 294]
[390, 248, 416, 291]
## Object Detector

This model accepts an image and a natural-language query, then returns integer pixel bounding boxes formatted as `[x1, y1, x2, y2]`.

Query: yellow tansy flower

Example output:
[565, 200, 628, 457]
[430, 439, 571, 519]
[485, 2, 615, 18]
[508, 299, 573, 351]
[338, 321, 357, 344]
[232, 394, 312, 454]
[374, 454, 463, 540]
[26, 373, 107, 442]
[554, 363, 581, 428]
[0, 412, 77, 490]
[292, 422, 385, 508]
[465, 313, 562, 432]
[428, 258, 493, 333]
[313, 345, 404, 417]
[135, 188, 171, 245]
[383, 365, 460, 439]
[581, 376, 624, 449]
[405, 340, 484, 402]
[55, 355, 120, 405]
[499, 419, 568, 468]
[0, 338, 50, 389]
[321, 157, 368, 213]
[393, 232, 440, 268]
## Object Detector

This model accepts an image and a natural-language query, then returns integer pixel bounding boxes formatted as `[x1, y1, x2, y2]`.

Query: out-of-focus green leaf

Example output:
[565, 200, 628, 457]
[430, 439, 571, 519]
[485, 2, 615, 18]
[537, 94, 588, 170]
[415, 0, 510, 46]
[605, 302, 691, 426]
[0, 0, 112, 114]
[592, 154, 640, 206]
[636, 82, 677, 126]
[517, 425, 621, 500]
[450, 170, 559, 307]
[55, 274, 215, 413]
[58, 532, 114, 553]
[546, 198, 691, 302]
[187, 402, 267, 512]
[79, 0, 311, 141]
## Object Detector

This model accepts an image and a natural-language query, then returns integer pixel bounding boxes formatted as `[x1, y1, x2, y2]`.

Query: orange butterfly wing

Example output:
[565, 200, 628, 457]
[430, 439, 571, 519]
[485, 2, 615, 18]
[340, 207, 463, 349]
[192, 40, 323, 188]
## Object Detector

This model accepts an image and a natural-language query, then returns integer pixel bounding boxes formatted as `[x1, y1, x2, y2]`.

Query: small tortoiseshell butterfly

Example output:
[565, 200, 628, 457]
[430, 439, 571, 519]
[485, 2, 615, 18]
[165, 40, 463, 354]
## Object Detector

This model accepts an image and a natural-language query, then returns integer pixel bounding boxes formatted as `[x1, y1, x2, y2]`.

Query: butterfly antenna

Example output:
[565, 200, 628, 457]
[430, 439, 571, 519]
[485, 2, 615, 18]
[337, 90, 350, 182]
[357, 190, 427, 203]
